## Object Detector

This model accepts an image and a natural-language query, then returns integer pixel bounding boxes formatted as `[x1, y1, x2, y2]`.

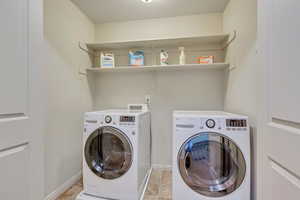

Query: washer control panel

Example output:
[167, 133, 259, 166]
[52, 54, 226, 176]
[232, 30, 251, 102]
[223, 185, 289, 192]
[175, 117, 248, 132]
[226, 119, 248, 131]
[226, 119, 247, 127]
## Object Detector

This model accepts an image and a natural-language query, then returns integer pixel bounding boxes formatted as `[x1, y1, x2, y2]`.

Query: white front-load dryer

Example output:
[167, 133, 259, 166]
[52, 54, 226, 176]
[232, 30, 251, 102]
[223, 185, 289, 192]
[80, 110, 151, 200]
[173, 111, 250, 200]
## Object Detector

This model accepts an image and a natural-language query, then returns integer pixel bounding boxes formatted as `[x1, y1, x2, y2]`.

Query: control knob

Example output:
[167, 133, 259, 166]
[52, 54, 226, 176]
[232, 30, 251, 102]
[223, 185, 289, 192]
[105, 115, 112, 124]
[206, 119, 216, 128]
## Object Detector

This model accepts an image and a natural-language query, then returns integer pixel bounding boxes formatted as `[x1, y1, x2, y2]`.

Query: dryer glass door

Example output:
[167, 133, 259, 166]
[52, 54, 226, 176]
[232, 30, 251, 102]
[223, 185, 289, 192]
[178, 132, 246, 197]
[84, 126, 133, 179]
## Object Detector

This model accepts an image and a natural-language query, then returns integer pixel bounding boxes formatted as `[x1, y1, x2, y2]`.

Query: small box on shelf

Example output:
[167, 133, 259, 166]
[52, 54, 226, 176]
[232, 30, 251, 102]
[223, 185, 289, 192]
[197, 56, 214, 64]
[129, 50, 145, 67]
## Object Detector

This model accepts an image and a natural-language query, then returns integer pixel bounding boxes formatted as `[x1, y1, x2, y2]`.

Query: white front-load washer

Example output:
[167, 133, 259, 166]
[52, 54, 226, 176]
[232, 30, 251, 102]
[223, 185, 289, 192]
[173, 111, 250, 200]
[79, 110, 151, 200]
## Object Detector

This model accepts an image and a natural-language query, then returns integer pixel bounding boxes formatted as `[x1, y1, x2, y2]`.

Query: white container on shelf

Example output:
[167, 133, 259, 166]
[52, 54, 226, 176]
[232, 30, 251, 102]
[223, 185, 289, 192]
[179, 47, 186, 65]
[101, 52, 115, 68]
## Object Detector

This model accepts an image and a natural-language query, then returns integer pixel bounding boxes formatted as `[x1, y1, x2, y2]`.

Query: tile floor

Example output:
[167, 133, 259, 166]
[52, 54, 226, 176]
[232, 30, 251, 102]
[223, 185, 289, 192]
[144, 169, 172, 200]
[56, 168, 172, 200]
[56, 178, 83, 200]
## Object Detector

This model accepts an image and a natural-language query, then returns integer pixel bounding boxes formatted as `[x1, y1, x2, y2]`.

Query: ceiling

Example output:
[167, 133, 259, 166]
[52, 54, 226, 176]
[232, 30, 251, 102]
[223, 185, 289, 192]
[71, 0, 230, 24]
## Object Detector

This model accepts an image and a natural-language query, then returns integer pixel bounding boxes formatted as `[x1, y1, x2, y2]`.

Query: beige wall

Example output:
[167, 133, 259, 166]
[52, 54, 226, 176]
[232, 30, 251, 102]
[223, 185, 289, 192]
[44, 0, 94, 197]
[92, 14, 225, 166]
[92, 70, 225, 166]
[223, 0, 259, 199]
[95, 13, 223, 42]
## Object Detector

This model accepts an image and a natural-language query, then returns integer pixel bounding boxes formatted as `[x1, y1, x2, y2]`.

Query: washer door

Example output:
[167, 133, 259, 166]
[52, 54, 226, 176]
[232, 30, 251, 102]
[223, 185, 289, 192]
[178, 132, 246, 197]
[84, 126, 133, 180]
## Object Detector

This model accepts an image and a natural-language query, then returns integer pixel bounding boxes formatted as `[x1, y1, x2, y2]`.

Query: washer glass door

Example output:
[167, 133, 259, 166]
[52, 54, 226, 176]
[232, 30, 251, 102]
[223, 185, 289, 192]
[178, 132, 246, 197]
[85, 126, 133, 179]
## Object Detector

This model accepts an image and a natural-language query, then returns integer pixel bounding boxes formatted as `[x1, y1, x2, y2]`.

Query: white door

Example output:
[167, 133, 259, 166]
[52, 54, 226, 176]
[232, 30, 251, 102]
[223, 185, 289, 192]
[0, 0, 44, 200]
[261, 0, 300, 199]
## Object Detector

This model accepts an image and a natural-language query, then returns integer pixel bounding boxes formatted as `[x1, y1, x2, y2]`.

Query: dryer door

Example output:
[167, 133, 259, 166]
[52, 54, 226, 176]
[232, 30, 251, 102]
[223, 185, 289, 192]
[84, 126, 133, 179]
[178, 132, 246, 197]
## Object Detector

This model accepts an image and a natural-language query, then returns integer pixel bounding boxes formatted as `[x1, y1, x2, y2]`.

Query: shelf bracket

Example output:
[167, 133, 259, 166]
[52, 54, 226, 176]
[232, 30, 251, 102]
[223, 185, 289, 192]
[223, 30, 237, 50]
[78, 42, 96, 56]
[78, 71, 87, 76]
[78, 66, 88, 76]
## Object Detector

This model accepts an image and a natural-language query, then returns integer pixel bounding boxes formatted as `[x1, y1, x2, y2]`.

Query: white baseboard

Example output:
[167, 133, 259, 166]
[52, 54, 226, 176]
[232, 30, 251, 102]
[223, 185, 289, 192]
[44, 165, 169, 200]
[44, 171, 82, 200]
[152, 164, 172, 170]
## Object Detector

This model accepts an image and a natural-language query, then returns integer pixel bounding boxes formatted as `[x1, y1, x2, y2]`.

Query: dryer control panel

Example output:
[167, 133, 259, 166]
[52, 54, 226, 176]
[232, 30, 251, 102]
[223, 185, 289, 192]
[119, 115, 136, 126]
[100, 115, 136, 126]
[120, 116, 135, 122]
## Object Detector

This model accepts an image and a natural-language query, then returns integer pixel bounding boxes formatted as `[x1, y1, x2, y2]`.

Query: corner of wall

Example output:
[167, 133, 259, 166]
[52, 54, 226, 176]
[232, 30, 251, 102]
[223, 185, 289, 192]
[43, 0, 95, 197]
[222, 0, 259, 200]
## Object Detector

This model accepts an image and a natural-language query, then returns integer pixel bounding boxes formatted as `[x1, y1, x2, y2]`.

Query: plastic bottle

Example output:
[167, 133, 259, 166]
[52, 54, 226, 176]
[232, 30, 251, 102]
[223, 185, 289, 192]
[160, 50, 169, 66]
[179, 47, 185, 65]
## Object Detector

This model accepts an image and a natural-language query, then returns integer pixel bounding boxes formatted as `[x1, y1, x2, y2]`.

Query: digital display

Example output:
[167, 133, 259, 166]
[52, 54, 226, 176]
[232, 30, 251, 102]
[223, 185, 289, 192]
[226, 119, 247, 127]
[120, 116, 135, 122]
